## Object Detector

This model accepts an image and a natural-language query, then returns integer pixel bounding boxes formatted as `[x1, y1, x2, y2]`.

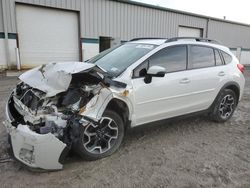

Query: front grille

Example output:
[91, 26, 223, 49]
[20, 90, 43, 111]
[15, 83, 45, 111]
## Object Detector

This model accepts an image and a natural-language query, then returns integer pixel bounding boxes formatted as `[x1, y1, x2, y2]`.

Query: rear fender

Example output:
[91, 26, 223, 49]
[209, 81, 240, 111]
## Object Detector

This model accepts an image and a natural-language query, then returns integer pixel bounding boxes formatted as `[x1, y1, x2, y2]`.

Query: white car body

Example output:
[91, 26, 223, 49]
[3, 38, 245, 170]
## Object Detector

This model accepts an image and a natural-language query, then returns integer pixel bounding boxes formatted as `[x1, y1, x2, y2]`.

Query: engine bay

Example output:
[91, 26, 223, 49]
[3, 62, 130, 170]
[9, 70, 125, 148]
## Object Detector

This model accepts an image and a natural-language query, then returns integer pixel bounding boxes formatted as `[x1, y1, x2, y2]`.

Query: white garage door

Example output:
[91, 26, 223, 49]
[16, 5, 79, 68]
[178, 26, 203, 37]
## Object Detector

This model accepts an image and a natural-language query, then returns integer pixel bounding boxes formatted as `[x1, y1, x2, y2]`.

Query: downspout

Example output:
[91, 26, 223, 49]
[206, 18, 210, 38]
[2, 0, 10, 69]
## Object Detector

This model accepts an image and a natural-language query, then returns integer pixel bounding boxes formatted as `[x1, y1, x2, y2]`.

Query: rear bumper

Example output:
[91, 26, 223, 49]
[3, 95, 67, 170]
[238, 73, 245, 101]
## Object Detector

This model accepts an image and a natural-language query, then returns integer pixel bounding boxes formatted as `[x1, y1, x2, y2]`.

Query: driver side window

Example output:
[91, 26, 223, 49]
[133, 45, 187, 78]
[149, 45, 187, 72]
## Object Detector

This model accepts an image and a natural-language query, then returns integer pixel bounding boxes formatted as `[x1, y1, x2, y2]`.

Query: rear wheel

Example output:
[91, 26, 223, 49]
[210, 89, 237, 122]
[75, 110, 124, 160]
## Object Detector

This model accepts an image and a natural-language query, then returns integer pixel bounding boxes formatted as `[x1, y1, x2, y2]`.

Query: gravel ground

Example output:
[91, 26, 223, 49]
[0, 70, 250, 188]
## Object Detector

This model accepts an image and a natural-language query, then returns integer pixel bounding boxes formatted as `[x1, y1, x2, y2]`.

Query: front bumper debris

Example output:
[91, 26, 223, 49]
[3, 121, 66, 170]
[3, 99, 67, 170]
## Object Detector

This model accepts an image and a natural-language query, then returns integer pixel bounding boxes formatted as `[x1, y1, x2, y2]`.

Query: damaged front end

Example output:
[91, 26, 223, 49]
[3, 62, 128, 170]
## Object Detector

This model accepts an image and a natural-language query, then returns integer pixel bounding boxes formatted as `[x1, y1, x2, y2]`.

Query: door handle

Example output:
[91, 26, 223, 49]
[218, 71, 225, 76]
[179, 78, 190, 84]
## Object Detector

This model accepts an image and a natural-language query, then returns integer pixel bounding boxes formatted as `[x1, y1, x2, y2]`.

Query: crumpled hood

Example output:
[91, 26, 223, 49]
[19, 62, 95, 97]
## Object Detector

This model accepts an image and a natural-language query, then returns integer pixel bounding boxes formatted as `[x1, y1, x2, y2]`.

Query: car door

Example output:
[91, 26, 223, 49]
[132, 45, 195, 125]
[185, 45, 227, 111]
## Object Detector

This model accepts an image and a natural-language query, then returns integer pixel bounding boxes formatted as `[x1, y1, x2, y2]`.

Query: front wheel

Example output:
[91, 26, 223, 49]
[74, 110, 124, 160]
[210, 89, 237, 122]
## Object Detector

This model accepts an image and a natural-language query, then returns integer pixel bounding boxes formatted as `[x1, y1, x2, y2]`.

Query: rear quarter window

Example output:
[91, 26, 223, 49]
[220, 51, 232, 64]
[214, 49, 223, 66]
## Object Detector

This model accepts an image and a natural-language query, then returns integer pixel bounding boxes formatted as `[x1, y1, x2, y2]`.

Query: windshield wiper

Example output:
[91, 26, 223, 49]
[95, 64, 107, 73]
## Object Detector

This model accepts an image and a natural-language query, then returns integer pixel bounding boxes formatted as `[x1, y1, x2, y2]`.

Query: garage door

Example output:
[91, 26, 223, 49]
[16, 5, 79, 68]
[178, 26, 203, 37]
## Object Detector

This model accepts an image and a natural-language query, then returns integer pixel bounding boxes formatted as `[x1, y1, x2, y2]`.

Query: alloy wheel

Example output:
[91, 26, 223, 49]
[83, 117, 119, 154]
[219, 94, 235, 119]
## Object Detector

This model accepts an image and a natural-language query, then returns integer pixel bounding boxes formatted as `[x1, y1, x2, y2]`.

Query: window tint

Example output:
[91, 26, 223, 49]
[189, 46, 215, 69]
[221, 51, 232, 64]
[148, 45, 187, 73]
[215, 49, 223, 66]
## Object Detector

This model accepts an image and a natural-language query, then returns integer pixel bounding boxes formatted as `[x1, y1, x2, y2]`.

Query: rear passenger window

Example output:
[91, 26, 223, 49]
[221, 51, 232, 64]
[148, 45, 187, 73]
[189, 46, 215, 69]
[215, 49, 223, 66]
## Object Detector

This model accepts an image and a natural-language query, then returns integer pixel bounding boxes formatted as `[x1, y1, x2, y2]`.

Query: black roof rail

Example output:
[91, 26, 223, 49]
[165, 37, 221, 44]
[130, 37, 167, 41]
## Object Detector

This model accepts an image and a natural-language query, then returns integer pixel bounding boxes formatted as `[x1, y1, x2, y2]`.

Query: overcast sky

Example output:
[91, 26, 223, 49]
[132, 0, 250, 24]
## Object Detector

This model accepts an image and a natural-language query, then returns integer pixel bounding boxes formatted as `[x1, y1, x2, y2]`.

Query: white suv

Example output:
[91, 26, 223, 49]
[4, 37, 245, 170]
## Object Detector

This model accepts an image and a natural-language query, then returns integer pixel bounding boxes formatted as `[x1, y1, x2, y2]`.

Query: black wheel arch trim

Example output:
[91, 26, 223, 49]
[209, 81, 240, 111]
[58, 146, 71, 165]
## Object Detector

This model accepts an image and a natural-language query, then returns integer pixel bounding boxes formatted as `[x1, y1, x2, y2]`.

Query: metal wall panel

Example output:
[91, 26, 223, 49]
[0, 0, 15, 33]
[1, 0, 250, 48]
[0, 0, 3, 32]
[80, 0, 207, 40]
[208, 20, 250, 48]
[1, 0, 80, 33]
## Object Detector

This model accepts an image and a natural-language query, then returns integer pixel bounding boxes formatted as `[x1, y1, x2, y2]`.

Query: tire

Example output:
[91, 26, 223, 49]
[210, 89, 237, 122]
[74, 110, 124, 160]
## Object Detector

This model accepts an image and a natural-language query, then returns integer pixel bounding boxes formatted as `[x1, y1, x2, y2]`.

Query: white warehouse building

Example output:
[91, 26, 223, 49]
[1, 0, 250, 70]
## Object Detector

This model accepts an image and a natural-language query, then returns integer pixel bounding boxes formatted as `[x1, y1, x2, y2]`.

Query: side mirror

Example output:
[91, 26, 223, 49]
[144, 66, 166, 84]
[147, 66, 166, 77]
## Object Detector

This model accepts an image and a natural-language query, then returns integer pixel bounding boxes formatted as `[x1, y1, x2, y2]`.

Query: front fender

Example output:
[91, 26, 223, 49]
[80, 87, 133, 122]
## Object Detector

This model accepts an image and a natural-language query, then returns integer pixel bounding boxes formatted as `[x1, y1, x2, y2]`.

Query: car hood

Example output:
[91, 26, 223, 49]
[19, 62, 96, 97]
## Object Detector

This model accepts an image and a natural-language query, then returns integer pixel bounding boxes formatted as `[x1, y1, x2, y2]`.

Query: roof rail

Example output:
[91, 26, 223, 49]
[165, 37, 221, 44]
[130, 37, 167, 41]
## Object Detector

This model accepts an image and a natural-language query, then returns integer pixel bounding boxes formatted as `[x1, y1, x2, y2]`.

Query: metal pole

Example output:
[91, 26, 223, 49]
[2, 0, 10, 69]
[206, 18, 210, 38]
[15, 48, 21, 70]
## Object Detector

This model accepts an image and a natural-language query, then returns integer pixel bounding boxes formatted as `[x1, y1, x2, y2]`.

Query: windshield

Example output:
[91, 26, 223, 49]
[88, 43, 157, 77]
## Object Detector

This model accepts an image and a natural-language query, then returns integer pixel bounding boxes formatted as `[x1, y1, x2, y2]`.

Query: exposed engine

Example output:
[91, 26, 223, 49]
[10, 71, 107, 145]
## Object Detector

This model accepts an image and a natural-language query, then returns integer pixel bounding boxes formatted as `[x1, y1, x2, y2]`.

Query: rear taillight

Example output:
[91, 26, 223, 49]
[237, 63, 245, 73]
